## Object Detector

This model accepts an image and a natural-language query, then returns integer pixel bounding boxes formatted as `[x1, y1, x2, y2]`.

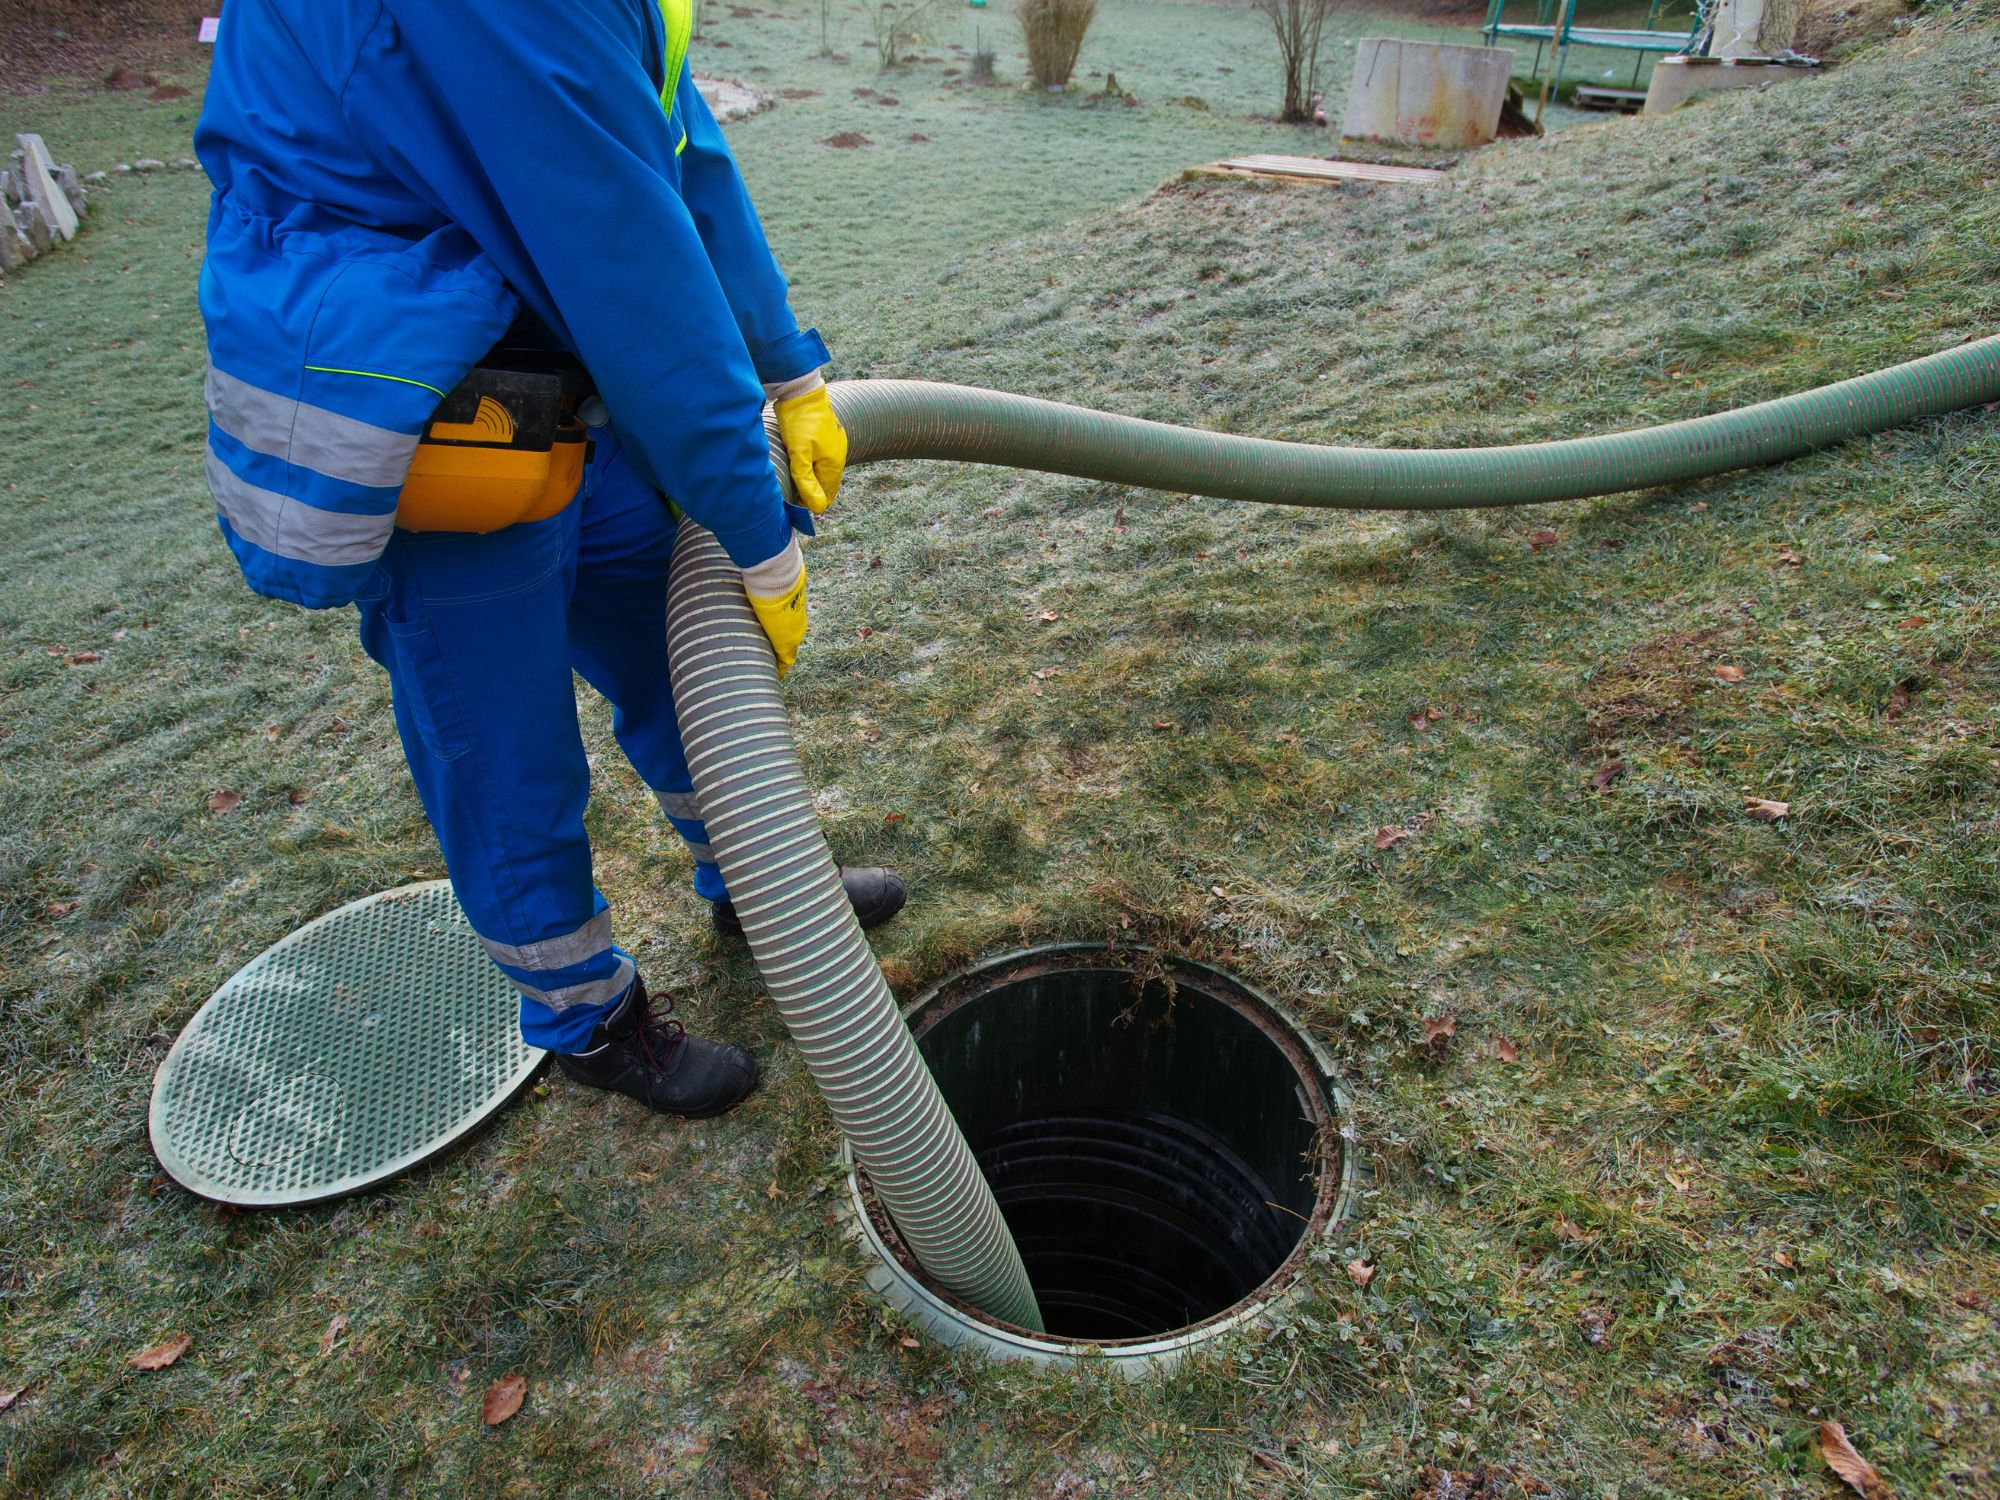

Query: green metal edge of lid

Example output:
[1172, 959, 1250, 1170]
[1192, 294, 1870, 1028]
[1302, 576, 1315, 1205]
[148, 881, 545, 1208]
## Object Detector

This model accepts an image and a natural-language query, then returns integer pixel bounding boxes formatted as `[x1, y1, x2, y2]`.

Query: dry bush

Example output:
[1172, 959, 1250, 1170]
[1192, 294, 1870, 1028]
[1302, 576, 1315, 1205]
[1017, 0, 1097, 91]
[1254, 0, 1342, 123]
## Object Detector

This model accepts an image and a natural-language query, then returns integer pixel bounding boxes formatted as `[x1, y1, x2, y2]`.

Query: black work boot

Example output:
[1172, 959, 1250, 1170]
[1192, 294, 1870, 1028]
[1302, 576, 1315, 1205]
[711, 865, 907, 939]
[553, 973, 758, 1119]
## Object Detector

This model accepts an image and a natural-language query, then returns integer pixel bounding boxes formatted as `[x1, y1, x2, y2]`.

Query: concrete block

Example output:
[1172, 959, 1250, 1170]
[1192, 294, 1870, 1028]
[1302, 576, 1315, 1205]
[1644, 56, 1815, 114]
[16, 135, 78, 241]
[54, 164, 87, 219]
[16, 199, 53, 255]
[1343, 38, 1515, 149]
[0, 198, 27, 270]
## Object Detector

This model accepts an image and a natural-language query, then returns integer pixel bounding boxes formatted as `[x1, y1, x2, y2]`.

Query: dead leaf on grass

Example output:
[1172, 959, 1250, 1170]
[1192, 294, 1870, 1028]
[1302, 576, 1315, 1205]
[482, 1373, 526, 1426]
[1743, 797, 1790, 822]
[1346, 1258, 1375, 1287]
[129, 1333, 191, 1370]
[287, 788, 311, 806]
[1495, 1037, 1519, 1064]
[1775, 546, 1804, 567]
[1034, 609, 1059, 623]
[1591, 759, 1626, 793]
[1715, 664, 1745, 682]
[1772, 1250, 1796, 1270]
[1577, 1306, 1613, 1348]
[1884, 679, 1919, 720]
[0, 1384, 26, 1412]
[67, 651, 103, 665]
[1820, 1421, 1896, 1499]
[897, 1335, 920, 1349]
[1528, 529, 1559, 551]
[205, 790, 240, 813]
[317, 1313, 348, 1356]
[1416, 1012, 1457, 1059]
[1374, 826, 1408, 851]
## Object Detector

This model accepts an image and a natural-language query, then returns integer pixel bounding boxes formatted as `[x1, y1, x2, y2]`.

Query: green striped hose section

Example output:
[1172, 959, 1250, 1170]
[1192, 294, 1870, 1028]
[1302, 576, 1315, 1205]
[826, 335, 2000, 510]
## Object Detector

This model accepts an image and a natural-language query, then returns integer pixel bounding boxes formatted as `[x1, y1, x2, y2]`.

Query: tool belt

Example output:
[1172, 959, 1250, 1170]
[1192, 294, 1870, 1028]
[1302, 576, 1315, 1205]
[396, 347, 593, 533]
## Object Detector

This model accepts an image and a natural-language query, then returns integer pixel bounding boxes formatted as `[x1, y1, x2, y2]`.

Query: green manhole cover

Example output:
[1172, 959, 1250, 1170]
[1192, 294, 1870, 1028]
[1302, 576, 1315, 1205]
[149, 881, 545, 1206]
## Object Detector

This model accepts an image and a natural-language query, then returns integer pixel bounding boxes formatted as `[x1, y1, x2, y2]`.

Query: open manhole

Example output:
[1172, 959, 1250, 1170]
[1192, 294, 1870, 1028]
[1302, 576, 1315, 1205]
[844, 945, 1355, 1368]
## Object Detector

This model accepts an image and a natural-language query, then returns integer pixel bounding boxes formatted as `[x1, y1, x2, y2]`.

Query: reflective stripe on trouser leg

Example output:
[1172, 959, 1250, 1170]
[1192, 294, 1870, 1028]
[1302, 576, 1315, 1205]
[564, 424, 731, 905]
[352, 505, 633, 1054]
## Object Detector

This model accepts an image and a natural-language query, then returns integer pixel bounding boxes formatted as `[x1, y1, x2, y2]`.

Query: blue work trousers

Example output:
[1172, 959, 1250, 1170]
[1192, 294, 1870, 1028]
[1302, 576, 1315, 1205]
[355, 427, 724, 1054]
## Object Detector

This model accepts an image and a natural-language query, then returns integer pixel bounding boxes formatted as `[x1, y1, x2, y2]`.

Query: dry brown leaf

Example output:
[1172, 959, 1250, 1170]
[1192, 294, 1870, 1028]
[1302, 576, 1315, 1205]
[1715, 664, 1745, 682]
[482, 1373, 526, 1426]
[1772, 1250, 1796, 1270]
[264, 723, 280, 741]
[1150, 720, 1176, 733]
[1416, 1012, 1458, 1060]
[855, 626, 873, 640]
[897, 1335, 920, 1349]
[1034, 609, 1059, 624]
[0, 1384, 26, 1412]
[764, 1180, 780, 1200]
[1031, 666, 1064, 680]
[205, 790, 240, 813]
[1111, 504, 1126, 534]
[1346, 1258, 1375, 1287]
[287, 788, 311, 806]
[1820, 1421, 1895, 1500]
[1744, 796, 1791, 822]
[67, 651, 102, 665]
[1529, 529, 1559, 551]
[1374, 826, 1408, 851]
[317, 1313, 348, 1356]
[1591, 759, 1626, 793]
[1776, 546, 1804, 567]
[129, 1333, 191, 1371]
[1495, 1037, 1520, 1065]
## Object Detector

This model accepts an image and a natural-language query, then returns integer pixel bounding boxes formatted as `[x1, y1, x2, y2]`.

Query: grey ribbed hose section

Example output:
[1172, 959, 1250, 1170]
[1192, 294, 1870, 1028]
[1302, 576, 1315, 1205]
[825, 335, 2000, 509]
[664, 517, 1045, 1333]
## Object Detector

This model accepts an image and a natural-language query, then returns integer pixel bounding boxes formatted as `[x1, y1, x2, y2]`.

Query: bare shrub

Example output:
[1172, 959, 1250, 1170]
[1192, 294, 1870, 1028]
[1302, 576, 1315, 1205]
[1254, 0, 1341, 123]
[1017, 0, 1097, 92]
[870, 0, 944, 69]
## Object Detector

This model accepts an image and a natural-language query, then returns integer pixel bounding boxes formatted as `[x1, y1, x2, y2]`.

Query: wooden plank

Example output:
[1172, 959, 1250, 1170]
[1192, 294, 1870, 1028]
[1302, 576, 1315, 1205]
[1211, 155, 1445, 186]
[16, 135, 78, 241]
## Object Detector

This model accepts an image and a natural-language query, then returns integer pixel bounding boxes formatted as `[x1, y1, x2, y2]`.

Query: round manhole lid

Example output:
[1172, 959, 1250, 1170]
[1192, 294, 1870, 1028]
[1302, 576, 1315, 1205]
[149, 882, 544, 1206]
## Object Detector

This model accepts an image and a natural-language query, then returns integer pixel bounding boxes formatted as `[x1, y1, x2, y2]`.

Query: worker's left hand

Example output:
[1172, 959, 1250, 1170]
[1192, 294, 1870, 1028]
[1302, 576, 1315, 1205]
[771, 377, 848, 516]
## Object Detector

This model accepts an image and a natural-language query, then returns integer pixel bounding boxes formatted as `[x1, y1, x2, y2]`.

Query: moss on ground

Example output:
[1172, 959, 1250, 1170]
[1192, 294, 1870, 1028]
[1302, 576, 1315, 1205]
[3, 2, 1999, 1496]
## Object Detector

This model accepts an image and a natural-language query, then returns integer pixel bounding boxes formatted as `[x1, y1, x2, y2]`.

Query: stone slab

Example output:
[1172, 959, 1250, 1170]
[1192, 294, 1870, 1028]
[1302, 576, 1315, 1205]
[1643, 56, 1816, 114]
[16, 135, 78, 241]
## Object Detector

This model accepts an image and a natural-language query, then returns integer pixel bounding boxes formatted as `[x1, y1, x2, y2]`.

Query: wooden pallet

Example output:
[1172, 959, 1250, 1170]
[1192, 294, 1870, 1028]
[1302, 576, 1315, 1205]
[1573, 85, 1648, 113]
[1206, 155, 1446, 187]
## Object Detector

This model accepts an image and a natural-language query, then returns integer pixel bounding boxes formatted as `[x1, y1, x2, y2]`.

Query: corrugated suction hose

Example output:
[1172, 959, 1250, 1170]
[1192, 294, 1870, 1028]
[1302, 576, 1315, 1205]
[665, 517, 1045, 1332]
[668, 335, 1999, 1332]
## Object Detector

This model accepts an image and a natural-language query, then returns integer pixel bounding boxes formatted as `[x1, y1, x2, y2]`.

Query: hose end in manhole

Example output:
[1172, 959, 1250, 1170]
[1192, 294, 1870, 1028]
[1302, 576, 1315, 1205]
[842, 944, 1356, 1370]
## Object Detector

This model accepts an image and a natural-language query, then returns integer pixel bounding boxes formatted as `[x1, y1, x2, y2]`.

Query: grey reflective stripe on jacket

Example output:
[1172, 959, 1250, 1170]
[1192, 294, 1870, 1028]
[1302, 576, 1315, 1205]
[206, 363, 421, 489]
[204, 450, 399, 567]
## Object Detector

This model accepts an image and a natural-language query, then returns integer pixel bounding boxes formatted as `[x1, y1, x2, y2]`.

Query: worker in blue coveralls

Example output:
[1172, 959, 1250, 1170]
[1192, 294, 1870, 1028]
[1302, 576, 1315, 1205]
[195, 0, 906, 1120]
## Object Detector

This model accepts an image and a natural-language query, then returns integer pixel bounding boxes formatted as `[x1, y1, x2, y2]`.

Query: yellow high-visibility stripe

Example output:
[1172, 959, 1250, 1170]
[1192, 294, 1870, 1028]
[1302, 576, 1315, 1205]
[658, 0, 694, 113]
[303, 364, 448, 399]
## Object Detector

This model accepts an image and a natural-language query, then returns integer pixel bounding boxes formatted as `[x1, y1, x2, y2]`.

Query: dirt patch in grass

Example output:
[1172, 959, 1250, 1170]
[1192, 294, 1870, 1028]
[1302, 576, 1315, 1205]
[1580, 625, 1742, 754]
[821, 131, 872, 149]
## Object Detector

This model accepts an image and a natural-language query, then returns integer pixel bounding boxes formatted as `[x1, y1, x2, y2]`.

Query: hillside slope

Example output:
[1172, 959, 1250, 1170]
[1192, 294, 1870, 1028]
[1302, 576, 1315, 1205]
[1, 9, 1997, 1497]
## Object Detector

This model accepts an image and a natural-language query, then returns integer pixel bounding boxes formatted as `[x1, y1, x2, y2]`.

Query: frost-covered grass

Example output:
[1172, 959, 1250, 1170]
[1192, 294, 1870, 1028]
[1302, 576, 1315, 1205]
[3, 2, 1997, 1496]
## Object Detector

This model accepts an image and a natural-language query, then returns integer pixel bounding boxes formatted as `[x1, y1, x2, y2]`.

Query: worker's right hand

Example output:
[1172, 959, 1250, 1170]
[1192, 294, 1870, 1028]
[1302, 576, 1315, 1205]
[741, 536, 808, 677]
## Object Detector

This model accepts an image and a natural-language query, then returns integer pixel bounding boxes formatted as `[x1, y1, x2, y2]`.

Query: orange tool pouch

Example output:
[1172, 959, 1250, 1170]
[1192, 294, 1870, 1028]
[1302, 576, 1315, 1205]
[396, 358, 591, 534]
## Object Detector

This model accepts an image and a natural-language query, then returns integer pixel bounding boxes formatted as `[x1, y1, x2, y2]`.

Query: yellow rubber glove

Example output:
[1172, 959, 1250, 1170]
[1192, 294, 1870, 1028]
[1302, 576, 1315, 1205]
[771, 377, 848, 516]
[742, 537, 808, 677]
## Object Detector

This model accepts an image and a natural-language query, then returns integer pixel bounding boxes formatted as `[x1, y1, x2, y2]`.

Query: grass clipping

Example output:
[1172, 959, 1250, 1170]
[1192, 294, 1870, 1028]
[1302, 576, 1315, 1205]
[1018, 0, 1096, 90]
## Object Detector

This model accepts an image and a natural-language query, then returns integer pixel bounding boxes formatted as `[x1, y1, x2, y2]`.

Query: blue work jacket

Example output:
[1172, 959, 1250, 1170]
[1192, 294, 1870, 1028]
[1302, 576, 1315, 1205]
[196, 0, 825, 608]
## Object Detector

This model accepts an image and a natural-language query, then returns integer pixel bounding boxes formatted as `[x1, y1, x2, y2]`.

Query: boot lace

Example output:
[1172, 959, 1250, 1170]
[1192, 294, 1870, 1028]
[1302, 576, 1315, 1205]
[631, 989, 687, 1073]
